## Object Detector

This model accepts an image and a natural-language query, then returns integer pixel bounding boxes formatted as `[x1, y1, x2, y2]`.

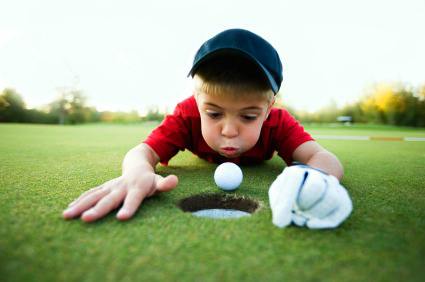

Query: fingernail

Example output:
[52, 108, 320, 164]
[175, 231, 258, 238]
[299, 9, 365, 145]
[63, 208, 73, 217]
[83, 210, 96, 217]
[117, 209, 128, 218]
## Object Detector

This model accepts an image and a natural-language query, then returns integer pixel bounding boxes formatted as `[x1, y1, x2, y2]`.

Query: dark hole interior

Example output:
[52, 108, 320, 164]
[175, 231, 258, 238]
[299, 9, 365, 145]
[178, 193, 259, 213]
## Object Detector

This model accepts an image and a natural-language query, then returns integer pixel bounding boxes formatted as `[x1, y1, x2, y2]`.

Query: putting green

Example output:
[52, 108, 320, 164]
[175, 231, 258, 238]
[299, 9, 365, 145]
[1, 123, 424, 281]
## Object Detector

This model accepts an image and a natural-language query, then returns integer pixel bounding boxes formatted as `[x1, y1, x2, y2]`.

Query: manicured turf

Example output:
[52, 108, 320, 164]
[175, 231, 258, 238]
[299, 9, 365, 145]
[1, 123, 424, 281]
[304, 123, 425, 137]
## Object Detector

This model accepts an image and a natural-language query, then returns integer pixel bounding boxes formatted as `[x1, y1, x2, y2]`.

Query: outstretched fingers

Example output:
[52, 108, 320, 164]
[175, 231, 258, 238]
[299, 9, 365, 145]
[66, 177, 122, 210]
[116, 187, 147, 221]
[63, 187, 111, 219]
[155, 174, 178, 193]
[81, 188, 127, 222]
[67, 184, 104, 208]
[117, 174, 179, 221]
[64, 174, 179, 222]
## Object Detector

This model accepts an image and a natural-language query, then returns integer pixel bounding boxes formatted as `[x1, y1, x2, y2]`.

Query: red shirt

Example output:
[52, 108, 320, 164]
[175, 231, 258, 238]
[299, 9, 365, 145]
[144, 96, 313, 165]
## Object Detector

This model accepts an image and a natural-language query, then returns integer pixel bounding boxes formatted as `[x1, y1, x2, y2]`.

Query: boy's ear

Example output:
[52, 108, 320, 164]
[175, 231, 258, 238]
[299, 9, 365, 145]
[266, 97, 275, 118]
[270, 96, 276, 107]
[193, 91, 199, 104]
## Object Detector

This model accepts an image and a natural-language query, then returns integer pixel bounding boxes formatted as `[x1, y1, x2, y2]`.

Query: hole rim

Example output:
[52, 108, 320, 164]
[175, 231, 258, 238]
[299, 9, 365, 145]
[177, 193, 261, 215]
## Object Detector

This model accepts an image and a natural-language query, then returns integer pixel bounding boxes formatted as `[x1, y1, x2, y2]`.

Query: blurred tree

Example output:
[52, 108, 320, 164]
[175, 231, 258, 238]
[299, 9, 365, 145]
[49, 89, 92, 124]
[414, 84, 425, 127]
[141, 107, 164, 122]
[100, 110, 141, 123]
[358, 82, 425, 126]
[340, 103, 365, 123]
[291, 82, 425, 127]
[0, 95, 9, 108]
[0, 88, 26, 122]
[418, 84, 425, 101]
[68, 91, 89, 124]
[315, 100, 339, 123]
[24, 108, 58, 124]
[49, 92, 70, 125]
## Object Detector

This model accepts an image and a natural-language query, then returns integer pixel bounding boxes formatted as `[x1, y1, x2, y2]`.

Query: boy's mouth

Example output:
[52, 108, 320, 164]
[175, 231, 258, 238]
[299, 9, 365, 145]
[220, 147, 239, 157]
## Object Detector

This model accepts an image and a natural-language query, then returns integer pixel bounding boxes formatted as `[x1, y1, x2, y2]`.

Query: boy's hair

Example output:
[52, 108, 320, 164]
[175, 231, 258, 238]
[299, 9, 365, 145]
[193, 53, 275, 102]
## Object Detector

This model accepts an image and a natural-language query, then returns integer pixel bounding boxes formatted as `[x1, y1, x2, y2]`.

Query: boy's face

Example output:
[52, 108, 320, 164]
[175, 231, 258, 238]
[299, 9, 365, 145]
[195, 91, 274, 159]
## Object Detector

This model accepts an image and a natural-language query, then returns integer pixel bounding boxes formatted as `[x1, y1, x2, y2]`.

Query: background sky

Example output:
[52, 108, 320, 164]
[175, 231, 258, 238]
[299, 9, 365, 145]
[1, 0, 424, 113]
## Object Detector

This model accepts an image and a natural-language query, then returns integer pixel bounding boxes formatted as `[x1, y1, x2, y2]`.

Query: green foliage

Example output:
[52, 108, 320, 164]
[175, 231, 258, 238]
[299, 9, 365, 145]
[0, 95, 9, 108]
[357, 83, 425, 127]
[24, 108, 59, 124]
[0, 88, 26, 122]
[141, 107, 165, 122]
[99, 110, 141, 123]
[48, 90, 97, 124]
[295, 101, 341, 123]
[292, 82, 425, 127]
[2, 81, 424, 126]
[0, 87, 132, 125]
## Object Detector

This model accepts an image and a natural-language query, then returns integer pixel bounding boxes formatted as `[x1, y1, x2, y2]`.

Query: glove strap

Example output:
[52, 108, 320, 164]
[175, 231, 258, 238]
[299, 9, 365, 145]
[291, 161, 329, 176]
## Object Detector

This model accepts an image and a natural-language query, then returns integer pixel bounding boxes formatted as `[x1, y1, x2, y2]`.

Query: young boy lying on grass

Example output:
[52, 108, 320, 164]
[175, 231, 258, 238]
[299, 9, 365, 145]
[63, 29, 352, 229]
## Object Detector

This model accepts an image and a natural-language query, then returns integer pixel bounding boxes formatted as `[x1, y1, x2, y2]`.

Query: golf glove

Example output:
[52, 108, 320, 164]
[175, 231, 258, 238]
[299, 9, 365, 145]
[268, 164, 353, 229]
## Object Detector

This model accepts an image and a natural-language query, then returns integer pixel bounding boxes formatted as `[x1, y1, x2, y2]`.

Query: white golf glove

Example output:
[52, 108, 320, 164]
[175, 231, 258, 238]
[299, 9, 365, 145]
[268, 164, 353, 229]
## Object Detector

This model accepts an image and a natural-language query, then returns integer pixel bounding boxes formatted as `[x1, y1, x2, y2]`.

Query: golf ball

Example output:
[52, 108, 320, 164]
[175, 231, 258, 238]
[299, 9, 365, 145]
[214, 162, 243, 191]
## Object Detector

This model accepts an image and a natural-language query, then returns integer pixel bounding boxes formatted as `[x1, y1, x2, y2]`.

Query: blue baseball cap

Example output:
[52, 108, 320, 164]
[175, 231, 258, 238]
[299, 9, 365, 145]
[188, 29, 283, 94]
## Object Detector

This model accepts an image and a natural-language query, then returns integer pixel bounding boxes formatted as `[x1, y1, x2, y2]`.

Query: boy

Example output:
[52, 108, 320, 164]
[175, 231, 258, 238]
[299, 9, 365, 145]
[63, 29, 352, 229]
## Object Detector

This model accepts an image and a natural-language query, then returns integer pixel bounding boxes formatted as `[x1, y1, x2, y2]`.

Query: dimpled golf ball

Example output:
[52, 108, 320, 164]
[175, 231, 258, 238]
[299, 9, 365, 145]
[214, 162, 243, 191]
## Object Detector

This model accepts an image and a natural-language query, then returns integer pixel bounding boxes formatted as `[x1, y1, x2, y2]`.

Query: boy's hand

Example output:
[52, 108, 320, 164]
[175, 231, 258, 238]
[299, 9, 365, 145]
[268, 165, 352, 229]
[62, 172, 178, 222]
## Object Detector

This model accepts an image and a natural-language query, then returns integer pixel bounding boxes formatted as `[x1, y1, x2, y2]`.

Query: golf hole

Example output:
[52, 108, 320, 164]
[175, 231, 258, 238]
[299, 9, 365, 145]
[178, 193, 260, 219]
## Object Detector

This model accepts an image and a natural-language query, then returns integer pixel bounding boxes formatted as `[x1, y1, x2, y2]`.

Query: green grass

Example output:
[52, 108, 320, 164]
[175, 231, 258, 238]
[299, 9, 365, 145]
[1, 123, 424, 282]
[304, 123, 425, 137]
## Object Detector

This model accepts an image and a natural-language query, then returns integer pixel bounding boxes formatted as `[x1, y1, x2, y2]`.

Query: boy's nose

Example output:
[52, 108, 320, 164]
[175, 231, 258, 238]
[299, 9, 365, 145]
[221, 121, 238, 138]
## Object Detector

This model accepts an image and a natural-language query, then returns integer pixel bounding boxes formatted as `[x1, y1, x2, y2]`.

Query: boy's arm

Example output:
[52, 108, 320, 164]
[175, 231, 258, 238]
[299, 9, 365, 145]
[63, 143, 178, 222]
[122, 143, 160, 177]
[292, 141, 344, 180]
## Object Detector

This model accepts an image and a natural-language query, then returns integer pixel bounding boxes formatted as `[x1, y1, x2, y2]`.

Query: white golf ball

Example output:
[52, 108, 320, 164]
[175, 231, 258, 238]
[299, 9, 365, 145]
[214, 162, 243, 191]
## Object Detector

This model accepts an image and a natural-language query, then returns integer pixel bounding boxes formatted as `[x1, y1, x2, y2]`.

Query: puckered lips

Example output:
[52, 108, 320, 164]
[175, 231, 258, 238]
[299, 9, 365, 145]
[220, 147, 239, 158]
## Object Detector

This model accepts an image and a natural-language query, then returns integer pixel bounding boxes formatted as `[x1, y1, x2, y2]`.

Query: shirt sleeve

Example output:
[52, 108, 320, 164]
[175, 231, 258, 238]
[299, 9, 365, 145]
[143, 102, 191, 165]
[274, 110, 314, 165]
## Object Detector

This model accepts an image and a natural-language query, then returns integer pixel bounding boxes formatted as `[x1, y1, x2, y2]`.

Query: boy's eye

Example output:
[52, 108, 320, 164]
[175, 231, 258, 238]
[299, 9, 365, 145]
[241, 114, 258, 121]
[206, 111, 222, 119]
